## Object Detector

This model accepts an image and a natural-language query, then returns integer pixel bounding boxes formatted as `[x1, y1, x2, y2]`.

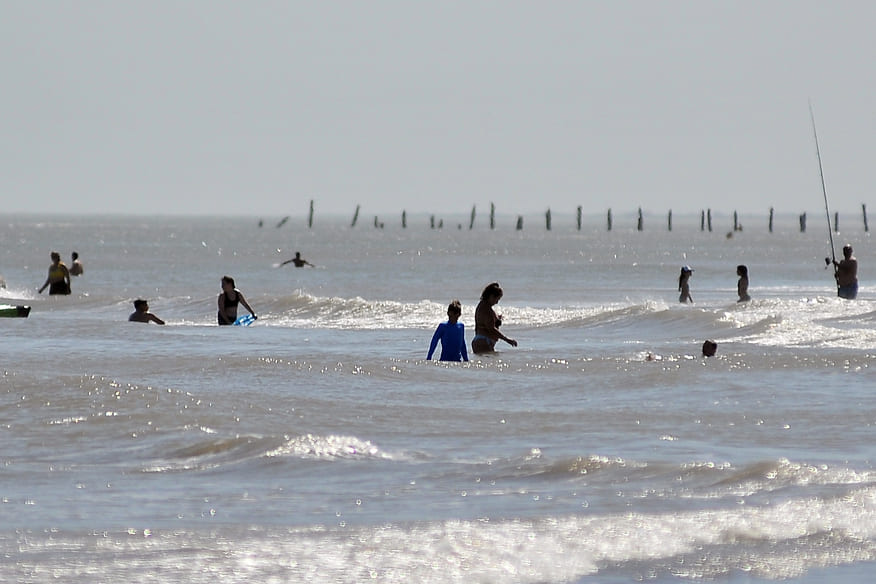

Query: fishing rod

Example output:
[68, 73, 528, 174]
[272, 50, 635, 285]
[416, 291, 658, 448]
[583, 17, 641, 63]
[809, 101, 837, 274]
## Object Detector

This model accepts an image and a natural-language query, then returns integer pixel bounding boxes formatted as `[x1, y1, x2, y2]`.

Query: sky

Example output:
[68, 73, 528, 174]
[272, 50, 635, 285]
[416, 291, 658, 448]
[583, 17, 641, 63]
[2, 1, 876, 218]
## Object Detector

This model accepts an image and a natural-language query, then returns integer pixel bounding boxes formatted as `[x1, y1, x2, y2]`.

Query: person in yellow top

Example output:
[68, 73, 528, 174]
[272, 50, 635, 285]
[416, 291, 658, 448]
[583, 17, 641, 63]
[38, 251, 71, 295]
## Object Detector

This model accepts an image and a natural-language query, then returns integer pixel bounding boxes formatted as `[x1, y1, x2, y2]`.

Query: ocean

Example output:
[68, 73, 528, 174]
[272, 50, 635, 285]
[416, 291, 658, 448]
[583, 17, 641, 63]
[1, 212, 874, 583]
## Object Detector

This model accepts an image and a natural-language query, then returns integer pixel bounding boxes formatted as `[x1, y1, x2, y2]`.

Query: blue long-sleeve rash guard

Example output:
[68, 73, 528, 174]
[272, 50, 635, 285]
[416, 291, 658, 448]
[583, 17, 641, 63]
[427, 321, 469, 362]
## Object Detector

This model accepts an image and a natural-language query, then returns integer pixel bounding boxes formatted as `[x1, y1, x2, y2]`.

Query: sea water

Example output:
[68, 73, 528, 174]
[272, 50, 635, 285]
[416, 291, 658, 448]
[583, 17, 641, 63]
[1, 213, 874, 583]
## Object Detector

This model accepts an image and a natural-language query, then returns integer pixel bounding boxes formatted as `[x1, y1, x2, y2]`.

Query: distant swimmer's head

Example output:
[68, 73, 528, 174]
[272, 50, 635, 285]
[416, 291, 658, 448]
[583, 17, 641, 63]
[702, 340, 718, 357]
[843, 244, 853, 257]
[737, 265, 748, 277]
[50, 251, 61, 262]
[133, 299, 148, 311]
[221, 275, 236, 290]
[681, 265, 693, 273]
[72, 251, 79, 261]
[480, 282, 503, 302]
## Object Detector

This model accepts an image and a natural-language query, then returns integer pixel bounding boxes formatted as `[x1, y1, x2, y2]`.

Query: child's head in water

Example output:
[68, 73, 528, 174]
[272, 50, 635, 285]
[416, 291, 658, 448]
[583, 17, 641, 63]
[702, 340, 718, 357]
[447, 300, 462, 323]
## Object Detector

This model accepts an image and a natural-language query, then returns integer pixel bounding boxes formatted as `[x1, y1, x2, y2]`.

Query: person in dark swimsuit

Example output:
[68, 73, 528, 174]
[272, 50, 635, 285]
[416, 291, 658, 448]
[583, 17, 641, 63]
[217, 275, 257, 325]
[471, 282, 517, 354]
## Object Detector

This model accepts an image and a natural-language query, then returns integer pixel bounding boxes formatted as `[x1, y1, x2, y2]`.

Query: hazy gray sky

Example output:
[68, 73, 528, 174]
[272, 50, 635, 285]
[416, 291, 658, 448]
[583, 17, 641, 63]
[2, 1, 875, 217]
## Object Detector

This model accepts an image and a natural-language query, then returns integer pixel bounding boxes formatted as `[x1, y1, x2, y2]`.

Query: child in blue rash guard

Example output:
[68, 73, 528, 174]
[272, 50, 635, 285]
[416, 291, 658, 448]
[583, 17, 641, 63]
[427, 300, 469, 362]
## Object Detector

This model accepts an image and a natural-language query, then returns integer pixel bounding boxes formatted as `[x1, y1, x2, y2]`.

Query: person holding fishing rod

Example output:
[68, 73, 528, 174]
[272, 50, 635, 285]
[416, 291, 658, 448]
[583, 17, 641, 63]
[810, 104, 858, 300]
[831, 244, 858, 299]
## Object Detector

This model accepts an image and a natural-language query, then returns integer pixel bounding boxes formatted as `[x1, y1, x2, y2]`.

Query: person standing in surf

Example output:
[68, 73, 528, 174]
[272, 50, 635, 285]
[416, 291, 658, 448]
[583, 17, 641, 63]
[38, 251, 71, 295]
[217, 275, 257, 325]
[471, 282, 517, 354]
[678, 266, 693, 303]
[427, 300, 468, 362]
[833, 244, 858, 299]
[70, 251, 84, 276]
[736, 265, 751, 302]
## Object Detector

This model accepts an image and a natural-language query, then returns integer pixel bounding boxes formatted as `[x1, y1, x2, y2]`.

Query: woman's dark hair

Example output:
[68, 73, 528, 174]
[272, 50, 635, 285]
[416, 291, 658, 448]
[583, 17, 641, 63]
[480, 282, 503, 301]
[222, 275, 236, 288]
[737, 265, 748, 277]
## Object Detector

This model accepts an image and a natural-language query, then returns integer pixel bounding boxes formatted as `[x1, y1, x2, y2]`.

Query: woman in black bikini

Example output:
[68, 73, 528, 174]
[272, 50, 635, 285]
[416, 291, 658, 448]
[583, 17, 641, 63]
[217, 275, 257, 325]
[471, 282, 517, 354]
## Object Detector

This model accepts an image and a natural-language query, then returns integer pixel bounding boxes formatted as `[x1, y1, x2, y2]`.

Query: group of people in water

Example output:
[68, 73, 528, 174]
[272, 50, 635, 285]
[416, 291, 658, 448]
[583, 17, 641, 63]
[678, 264, 751, 304]
[35, 243, 861, 358]
[428, 245, 860, 362]
[127, 275, 258, 326]
[677, 243, 858, 305]
[37, 251, 83, 296]
[427, 282, 518, 362]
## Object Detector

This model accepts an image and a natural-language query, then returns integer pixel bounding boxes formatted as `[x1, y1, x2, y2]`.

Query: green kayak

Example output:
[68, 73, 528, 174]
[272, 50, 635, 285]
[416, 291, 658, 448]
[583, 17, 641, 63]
[0, 305, 31, 318]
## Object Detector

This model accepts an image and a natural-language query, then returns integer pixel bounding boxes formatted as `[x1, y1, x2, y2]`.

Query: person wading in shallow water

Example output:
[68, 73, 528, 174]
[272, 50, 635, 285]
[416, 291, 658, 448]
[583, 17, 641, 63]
[217, 275, 257, 325]
[833, 244, 858, 299]
[38, 251, 71, 295]
[471, 282, 517, 355]
[678, 266, 693, 304]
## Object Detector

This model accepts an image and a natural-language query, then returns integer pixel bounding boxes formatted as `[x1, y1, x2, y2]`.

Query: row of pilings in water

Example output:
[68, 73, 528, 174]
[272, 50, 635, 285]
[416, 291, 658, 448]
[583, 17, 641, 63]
[266, 200, 871, 232]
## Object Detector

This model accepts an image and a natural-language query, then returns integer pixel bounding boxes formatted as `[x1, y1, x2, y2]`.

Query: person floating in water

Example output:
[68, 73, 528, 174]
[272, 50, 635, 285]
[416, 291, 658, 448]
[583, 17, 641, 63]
[38, 251, 71, 295]
[129, 299, 165, 324]
[702, 340, 718, 357]
[736, 265, 750, 302]
[678, 266, 693, 303]
[833, 244, 858, 299]
[280, 252, 314, 268]
[471, 282, 517, 354]
[427, 300, 469, 362]
[217, 275, 257, 325]
[70, 251, 84, 276]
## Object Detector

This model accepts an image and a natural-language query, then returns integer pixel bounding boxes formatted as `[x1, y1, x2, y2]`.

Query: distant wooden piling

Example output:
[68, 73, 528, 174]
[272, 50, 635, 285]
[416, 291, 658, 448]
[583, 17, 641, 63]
[607, 209, 613, 231]
[707, 209, 712, 232]
[351, 205, 360, 228]
[490, 203, 496, 230]
[577, 206, 582, 231]
[438, 219, 444, 229]
[667, 210, 672, 231]
[700, 210, 705, 231]
[864, 204, 869, 232]
[308, 200, 314, 228]
[769, 207, 774, 233]
[516, 216, 523, 230]
[545, 208, 552, 231]
[733, 211, 739, 232]
[637, 207, 643, 231]
[799, 212, 807, 232]
[276, 215, 290, 228]
[430, 215, 435, 229]
[402, 210, 407, 229]
[469, 205, 476, 230]
[834, 211, 839, 233]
